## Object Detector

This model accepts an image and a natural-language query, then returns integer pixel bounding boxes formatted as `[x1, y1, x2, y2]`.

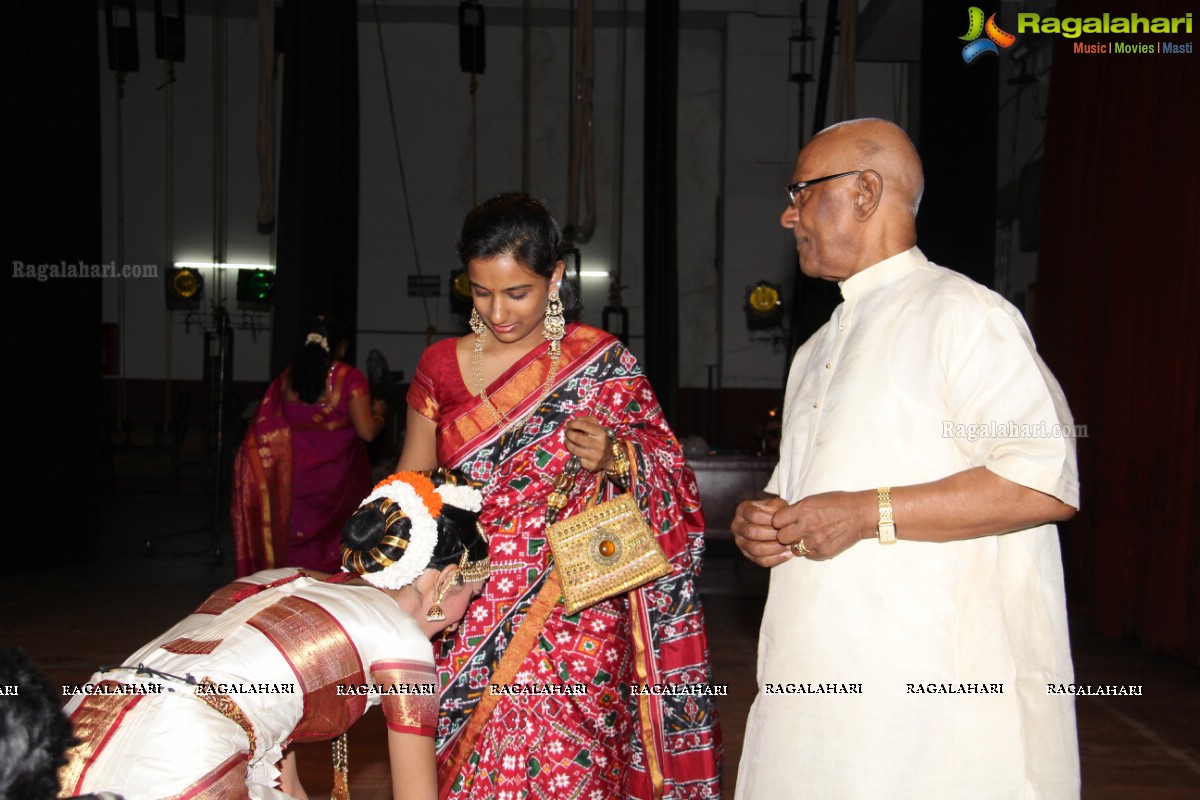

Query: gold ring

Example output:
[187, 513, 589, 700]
[790, 539, 810, 557]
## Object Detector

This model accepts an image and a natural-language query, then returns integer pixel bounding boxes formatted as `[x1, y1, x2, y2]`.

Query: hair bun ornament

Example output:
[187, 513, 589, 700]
[341, 470, 484, 590]
[305, 332, 330, 353]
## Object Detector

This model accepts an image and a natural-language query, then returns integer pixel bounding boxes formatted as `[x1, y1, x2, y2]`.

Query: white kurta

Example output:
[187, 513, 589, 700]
[735, 248, 1080, 800]
[62, 569, 437, 799]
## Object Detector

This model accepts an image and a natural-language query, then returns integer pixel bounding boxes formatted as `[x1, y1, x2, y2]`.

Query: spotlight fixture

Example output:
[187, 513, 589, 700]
[105, 0, 141, 73]
[236, 268, 276, 309]
[458, 1, 486, 75]
[744, 280, 784, 330]
[165, 266, 204, 310]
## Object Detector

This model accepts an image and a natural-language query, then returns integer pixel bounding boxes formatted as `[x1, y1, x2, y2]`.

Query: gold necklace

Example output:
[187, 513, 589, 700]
[472, 331, 561, 434]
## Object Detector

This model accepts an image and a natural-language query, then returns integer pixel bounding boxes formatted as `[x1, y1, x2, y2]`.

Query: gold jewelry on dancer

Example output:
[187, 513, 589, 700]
[790, 539, 811, 557]
[196, 677, 258, 755]
[469, 307, 487, 336]
[331, 733, 350, 800]
[455, 527, 491, 583]
[425, 579, 451, 622]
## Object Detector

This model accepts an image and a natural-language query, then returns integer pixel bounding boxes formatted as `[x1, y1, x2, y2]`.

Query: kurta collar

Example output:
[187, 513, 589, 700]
[839, 247, 925, 301]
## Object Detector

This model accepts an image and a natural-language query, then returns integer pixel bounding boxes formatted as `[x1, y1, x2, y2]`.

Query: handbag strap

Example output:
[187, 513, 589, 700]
[546, 438, 640, 526]
[437, 570, 563, 799]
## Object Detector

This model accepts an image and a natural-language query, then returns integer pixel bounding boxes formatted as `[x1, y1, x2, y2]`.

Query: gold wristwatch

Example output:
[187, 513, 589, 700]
[877, 487, 896, 544]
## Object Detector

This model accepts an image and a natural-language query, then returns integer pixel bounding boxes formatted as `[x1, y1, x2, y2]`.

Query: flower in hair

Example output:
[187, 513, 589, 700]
[350, 474, 442, 590]
[372, 471, 443, 517]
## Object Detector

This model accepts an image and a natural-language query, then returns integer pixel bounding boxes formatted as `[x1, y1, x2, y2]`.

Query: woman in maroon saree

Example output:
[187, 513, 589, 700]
[233, 314, 387, 575]
[398, 194, 721, 799]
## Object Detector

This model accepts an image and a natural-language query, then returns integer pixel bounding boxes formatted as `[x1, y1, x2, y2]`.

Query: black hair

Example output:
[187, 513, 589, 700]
[341, 468, 488, 579]
[290, 313, 345, 404]
[456, 192, 581, 317]
[0, 648, 77, 800]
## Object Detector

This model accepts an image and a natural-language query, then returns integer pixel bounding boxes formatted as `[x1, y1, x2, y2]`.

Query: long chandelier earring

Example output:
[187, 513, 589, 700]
[469, 307, 487, 337]
[543, 290, 565, 357]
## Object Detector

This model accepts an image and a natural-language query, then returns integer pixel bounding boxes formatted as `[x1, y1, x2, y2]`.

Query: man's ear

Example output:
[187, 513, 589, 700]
[853, 170, 884, 220]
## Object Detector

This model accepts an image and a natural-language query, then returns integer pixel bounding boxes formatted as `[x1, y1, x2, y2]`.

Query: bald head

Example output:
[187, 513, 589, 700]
[780, 119, 924, 280]
[813, 119, 924, 217]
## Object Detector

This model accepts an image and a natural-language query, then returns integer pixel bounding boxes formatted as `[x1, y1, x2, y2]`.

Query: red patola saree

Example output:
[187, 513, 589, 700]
[408, 323, 721, 799]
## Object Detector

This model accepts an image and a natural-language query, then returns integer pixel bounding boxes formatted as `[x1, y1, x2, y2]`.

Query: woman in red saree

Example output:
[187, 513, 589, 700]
[398, 194, 721, 799]
[233, 314, 387, 576]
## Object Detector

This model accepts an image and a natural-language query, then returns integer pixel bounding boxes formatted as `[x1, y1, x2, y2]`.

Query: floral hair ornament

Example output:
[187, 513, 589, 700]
[347, 472, 443, 590]
[305, 332, 330, 353]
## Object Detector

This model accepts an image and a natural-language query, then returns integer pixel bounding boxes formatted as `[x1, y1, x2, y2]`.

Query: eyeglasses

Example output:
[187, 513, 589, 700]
[786, 171, 862, 205]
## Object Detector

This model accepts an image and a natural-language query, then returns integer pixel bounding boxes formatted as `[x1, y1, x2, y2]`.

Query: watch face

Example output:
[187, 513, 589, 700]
[878, 523, 897, 544]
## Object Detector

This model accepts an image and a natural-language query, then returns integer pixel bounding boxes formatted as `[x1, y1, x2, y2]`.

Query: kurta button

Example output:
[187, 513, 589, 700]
[812, 402, 820, 408]
[825, 363, 832, 369]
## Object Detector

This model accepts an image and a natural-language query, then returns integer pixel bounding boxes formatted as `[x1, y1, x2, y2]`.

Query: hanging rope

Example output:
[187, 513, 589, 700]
[834, 0, 856, 120]
[521, 0, 532, 192]
[161, 59, 177, 425]
[371, 0, 434, 339]
[212, 0, 227, 308]
[256, 0, 277, 228]
[566, 0, 596, 244]
[115, 70, 128, 428]
[608, 0, 627, 309]
[468, 0, 482, 206]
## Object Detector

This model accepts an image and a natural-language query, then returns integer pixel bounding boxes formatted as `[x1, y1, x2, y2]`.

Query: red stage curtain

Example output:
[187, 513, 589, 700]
[1035, 0, 1199, 664]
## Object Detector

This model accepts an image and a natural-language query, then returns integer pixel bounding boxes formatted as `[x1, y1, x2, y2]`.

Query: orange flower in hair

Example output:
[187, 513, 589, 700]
[372, 471, 444, 517]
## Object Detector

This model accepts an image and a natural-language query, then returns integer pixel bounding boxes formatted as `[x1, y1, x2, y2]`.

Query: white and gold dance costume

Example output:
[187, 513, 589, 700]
[61, 569, 437, 799]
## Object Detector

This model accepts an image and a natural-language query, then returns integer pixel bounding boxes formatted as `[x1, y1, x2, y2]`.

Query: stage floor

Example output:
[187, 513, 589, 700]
[5, 490, 1197, 798]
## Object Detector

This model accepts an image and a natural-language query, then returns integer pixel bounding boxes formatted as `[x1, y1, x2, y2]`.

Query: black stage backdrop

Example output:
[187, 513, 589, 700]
[5, 4, 103, 573]
[270, 0, 360, 375]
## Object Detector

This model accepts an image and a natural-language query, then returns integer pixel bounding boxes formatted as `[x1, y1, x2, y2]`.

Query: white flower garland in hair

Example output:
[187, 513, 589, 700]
[304, 332, 330, 353]
[355, 479, 438, 590]
[436, 483, 483, 513]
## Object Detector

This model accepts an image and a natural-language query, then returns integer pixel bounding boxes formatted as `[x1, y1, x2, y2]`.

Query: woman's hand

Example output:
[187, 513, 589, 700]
[563, 416, 617, 473]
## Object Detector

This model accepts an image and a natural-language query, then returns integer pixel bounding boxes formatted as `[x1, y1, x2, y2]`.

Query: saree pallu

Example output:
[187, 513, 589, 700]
[232, 362, 370, 576]
[409, 324, 721, 799]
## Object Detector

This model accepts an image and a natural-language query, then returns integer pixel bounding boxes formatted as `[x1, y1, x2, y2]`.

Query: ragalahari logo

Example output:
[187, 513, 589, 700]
[959, 7, 1017, 62]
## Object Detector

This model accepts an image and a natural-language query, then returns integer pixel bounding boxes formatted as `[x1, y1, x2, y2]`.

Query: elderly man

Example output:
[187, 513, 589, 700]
[733, 119, 1080, 799]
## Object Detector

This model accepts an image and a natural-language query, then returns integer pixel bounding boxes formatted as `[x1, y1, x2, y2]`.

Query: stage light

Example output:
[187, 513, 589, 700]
[449, 268, 473, 315]
[105, 0, 141, 73]
[165, 266, 204, 310]
[744, 280, 784, 330]
[236, 268, 275, 309]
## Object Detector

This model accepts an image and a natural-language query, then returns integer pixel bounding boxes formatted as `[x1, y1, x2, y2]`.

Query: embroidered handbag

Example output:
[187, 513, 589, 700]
[545, 452, 672, 615]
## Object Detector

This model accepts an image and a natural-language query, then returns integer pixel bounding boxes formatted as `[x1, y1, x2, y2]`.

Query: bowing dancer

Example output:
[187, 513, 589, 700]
[61, 469, 489, 800]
